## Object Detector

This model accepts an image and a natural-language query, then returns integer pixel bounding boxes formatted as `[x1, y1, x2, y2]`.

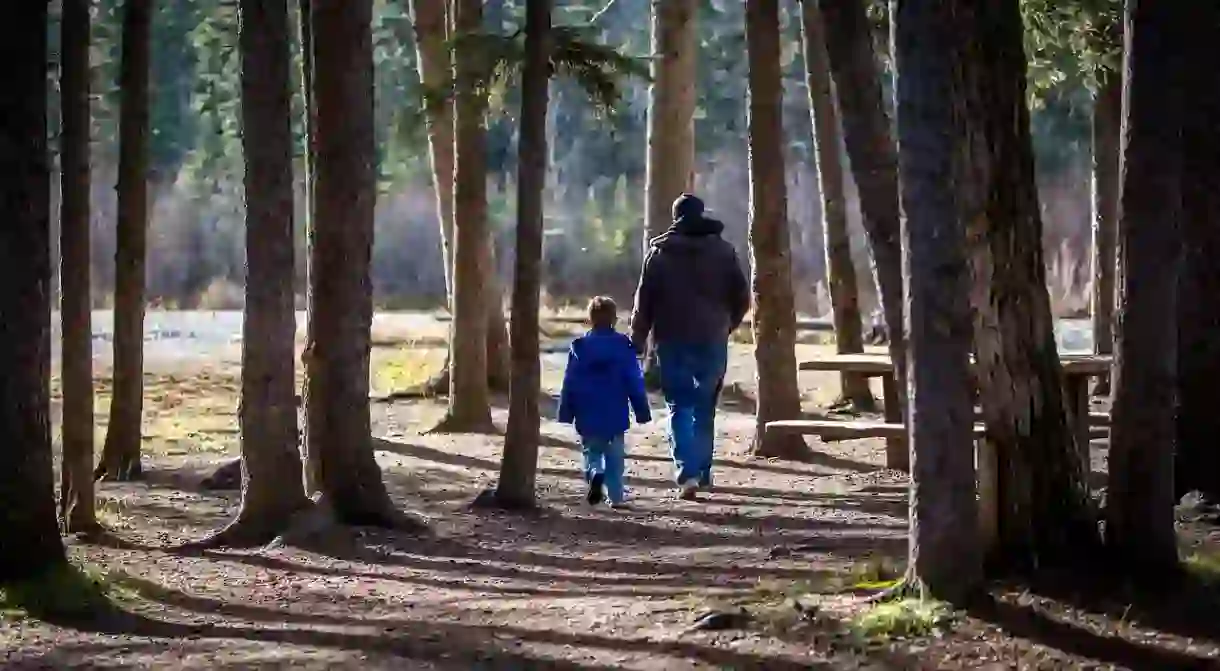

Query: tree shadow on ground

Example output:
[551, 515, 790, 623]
[970, 571, 1220, 670]
[373, 437, 878, 498]
[33, 581, 860, 671]
[539, 434, 880, 478]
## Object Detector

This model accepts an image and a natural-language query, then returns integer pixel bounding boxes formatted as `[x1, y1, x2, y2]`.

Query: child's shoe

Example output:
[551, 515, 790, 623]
[587, 472, 606, 505]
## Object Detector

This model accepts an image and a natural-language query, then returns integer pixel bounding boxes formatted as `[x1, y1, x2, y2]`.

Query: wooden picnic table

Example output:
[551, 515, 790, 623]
[798, 352, 1112, 467]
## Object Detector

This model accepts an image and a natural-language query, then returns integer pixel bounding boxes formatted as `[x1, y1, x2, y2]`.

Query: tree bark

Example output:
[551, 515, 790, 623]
[1107, 0, 1186, 572]
[641, 0, 697, 389]
[0, 0, 67, 580]
[59, 0, 98, 534]
[434, 0, 496, 433]
[745, 0, 811, 461]
[198, 0, 312, 547]
[1174, 4, 1220, 504]
[644, 0, 697, 240]
[409, 0, 509, 396]
[891, 0, 981, 602]
[298, 0, 319, 494]
[495, 0, 551, 509]
[410, 0, 457, 301]
[817, 0, 907, 470]
[798, 0, 874, 413]
[956, 0, 1099, 571]
[98, 0, 153, 482]
[1089, 68, 1121, 396]
[307, 0, 414, 527]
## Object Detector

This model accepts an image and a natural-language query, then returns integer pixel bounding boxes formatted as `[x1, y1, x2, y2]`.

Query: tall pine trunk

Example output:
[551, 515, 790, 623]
[307, 0, 412, 526]
[644, 0, 697, 240]
[1174, 4, 1220, 504]
[59, 0, 97, 533]
[98, 0, 153, 482]
[641, 0, 697, 387]
[1089, 67, 1121, 396]
[956, 0, 1098, 570]
[298, 0, 319, 494]
[435, 0, 496, 433]
[409, 0, 510, 397]
[746, 0, 811, 461]
[892, 0, 981, 602]
[817, 0, 907, 470]
[495, 0, 552, 508]
[201, 0, 312, 547]
[0, 0, 67, 580]
[798, 0, 873, 412]
[1107, 0, 1186, 571]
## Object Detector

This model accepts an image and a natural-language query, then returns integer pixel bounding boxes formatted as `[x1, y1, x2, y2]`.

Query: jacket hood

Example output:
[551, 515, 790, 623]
[570, 329, 631, 365]
[648, 217, 728, 253]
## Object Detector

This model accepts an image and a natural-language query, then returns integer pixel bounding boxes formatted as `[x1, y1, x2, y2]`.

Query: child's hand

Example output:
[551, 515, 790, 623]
[635, 410, 652, 425]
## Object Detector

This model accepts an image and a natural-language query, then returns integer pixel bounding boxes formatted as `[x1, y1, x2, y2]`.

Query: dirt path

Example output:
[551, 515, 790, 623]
[7, 335, 1220, 670]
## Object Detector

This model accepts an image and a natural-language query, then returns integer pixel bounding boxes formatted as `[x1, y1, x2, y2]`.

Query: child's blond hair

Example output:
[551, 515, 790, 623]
[587, 295, 617, 330]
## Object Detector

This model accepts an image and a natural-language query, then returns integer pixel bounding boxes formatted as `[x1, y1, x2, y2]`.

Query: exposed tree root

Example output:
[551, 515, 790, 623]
[470, 486, 538, 512]
[751, 434, 814, 462]
[374, 368, 451, 403]
[93, 455, 144, 482]
[374, 366, 509, 404]
[60, 518, 103, 539]
[264, 495, 429, 554]
[200, 459, 243, 490]
[178, 493, 428, 554]
[426, 411, 498, 435]
[180, 500, 313, 551]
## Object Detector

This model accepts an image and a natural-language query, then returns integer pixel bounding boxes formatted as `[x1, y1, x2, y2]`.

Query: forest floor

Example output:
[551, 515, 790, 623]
[5, 314, 1220, 669]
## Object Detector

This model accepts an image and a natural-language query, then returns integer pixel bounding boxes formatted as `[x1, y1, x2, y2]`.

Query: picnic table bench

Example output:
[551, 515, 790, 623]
[773, 352, 1111, 551]
[777, 352, 1112, 471]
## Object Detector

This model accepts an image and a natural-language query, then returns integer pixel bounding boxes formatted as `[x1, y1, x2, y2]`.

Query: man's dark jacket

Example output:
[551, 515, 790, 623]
[630, 195, 750, 353]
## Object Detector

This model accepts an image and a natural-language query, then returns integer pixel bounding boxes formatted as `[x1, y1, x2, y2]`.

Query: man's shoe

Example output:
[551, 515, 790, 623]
[587, 473, 606, 505]
[677, 480, 699, 501]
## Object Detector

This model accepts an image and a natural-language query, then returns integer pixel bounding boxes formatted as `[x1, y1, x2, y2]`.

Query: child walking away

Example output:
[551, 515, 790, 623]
[558, 297, 652, 508]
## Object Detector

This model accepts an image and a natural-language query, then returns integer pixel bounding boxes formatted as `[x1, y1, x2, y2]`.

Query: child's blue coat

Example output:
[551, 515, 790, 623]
[557, 328, 652, 439]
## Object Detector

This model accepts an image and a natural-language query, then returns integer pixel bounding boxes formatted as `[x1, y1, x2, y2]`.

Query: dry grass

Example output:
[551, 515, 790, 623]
[371, 345, 446, 394]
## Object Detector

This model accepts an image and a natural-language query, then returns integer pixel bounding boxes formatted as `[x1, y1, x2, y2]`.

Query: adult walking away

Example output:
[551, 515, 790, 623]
[631, 193, 750, 500]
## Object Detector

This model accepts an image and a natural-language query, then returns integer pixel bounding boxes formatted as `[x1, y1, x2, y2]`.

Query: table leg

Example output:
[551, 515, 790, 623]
[882, 373, 909, 472]
[1063, 374, 1090, 474]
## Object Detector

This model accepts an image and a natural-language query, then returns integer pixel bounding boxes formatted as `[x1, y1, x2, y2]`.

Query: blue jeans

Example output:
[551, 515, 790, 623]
[582, 434, 626, 504]
[656, 341, 728, 486]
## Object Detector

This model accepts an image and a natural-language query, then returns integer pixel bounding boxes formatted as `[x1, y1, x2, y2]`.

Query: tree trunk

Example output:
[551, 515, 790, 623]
[1174, 4, 1220, 504]
[956, 0, 1099, 571]
[798, 0, 874, 413]
[892, 0, 981, 602]
[298, 0, 319, 494]
[641, 0, 697, 389]
[435, 0, 495, 433]
[644, 0, 696, 240]
[0, 0, 67, 580]
[98, 0, 153, 482]
[307, 0, 413, 526]
[745, 0, 811, 462]
[1089, 68, 1121, 397]
[409, 0, 510, 396]
[59, 0, 98, 534]
[410, 0, 457, 301]
[817, 0, 907, 470]
[199, 0, 312, 547]
[1107, 0, 1186, 572]
[495, 0, 551, 509]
